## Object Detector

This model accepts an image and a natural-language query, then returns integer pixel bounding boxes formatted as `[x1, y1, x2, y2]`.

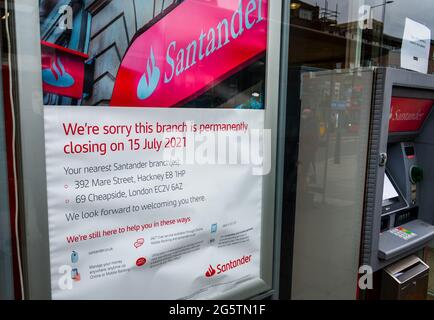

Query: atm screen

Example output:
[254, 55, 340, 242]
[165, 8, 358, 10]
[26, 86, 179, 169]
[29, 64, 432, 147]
[383, 174, 399, 201]
[382, 172, 407, 214]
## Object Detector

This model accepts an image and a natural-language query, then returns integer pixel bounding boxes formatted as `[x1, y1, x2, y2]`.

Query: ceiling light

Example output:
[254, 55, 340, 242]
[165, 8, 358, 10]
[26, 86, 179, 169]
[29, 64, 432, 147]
[290, 3, 301, 10]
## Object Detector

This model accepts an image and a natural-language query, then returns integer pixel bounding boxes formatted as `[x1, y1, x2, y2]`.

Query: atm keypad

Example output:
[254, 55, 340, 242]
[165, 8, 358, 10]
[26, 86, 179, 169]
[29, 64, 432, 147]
[389, 227, 417, 241]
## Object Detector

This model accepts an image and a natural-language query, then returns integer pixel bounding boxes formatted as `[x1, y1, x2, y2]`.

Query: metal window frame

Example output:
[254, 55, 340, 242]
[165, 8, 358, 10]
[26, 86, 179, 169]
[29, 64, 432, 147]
[0, 10, 15, 300]
[12, 0, 286, 300]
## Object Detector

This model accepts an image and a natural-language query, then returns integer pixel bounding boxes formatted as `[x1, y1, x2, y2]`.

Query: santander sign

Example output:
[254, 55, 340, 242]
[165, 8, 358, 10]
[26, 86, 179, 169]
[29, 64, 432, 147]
[389, 97, 433, 133]
[205, 255, 252, 278]
[110, 0, 268, 107]
[41, 41, 88, 99]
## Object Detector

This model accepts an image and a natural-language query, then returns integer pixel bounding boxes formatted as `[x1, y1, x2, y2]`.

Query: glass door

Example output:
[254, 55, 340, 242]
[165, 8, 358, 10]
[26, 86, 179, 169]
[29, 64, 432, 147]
[283, 0, 434, 300]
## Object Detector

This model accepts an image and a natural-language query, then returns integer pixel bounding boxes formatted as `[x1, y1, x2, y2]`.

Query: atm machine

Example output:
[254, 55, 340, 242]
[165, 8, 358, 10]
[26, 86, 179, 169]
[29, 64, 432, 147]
[361, 68, 434, 298]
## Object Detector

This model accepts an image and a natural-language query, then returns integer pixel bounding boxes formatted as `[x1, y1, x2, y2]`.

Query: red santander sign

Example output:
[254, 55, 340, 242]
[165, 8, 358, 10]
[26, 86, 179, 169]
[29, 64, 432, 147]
[110, 0, 268, 108]
[389, 97, 434, 133]
[41, 41, 88, 99]
[205, 255, 252, 278]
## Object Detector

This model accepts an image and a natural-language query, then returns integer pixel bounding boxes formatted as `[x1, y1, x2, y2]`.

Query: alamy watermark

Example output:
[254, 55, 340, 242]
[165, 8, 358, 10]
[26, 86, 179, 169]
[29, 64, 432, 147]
[161, 127, 272, 176]
[58, 5, 73, 30]
[358, 265, 373, 290]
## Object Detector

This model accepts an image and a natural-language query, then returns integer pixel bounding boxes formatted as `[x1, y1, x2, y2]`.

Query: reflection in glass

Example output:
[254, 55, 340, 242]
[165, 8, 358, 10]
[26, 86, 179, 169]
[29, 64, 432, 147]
[292, 68, 373, 299]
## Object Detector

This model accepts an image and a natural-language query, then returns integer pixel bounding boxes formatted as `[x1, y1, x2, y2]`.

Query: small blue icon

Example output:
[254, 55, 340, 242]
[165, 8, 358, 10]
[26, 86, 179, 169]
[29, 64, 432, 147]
[211, 223, 218, 233]
[137, 47, 161, 100]
[71, 251, 79, 263]
[249, 97, 264, 110]
[71, 268, 80, 281]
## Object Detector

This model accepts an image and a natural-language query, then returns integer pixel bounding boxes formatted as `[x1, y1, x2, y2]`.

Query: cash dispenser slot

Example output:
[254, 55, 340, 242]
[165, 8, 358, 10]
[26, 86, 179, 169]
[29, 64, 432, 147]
[394, 208, 418, 227]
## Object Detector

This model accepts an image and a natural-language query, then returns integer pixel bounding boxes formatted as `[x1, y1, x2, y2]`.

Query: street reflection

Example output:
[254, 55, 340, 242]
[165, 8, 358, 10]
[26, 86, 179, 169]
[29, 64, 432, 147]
[292, 68, 373, 299]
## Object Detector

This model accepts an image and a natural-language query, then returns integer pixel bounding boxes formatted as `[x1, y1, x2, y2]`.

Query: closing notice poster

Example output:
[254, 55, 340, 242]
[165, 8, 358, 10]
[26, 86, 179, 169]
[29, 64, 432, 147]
[40, 0, 269, 299]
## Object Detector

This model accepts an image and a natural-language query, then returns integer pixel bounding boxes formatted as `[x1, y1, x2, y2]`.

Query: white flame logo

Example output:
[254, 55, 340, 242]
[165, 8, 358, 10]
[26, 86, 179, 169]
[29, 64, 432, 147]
[42, 57, 75, 88]
[137, 47, 161, 100]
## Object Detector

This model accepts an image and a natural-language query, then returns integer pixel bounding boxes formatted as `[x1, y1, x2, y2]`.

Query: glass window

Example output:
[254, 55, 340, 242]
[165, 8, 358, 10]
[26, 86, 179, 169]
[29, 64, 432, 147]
[382, 0, 434, 73]
[285, 0, 434, 300]
[2, 0, 280, 301]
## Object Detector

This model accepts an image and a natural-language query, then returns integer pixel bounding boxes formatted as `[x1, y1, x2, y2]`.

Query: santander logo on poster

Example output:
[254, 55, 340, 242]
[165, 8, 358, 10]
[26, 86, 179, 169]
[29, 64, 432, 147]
[110, 0, 268, 108]
[205, 265, 217, 277]
[205, 255, 252, 278]
[389, 97, 434, 133]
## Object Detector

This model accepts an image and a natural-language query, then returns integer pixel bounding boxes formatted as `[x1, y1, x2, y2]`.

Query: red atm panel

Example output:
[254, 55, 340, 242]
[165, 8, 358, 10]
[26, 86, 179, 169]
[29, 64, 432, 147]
[389, 97, 434, 133]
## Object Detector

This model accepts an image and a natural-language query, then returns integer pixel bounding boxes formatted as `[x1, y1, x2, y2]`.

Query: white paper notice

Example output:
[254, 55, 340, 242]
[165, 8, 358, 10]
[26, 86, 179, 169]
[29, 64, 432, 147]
[401, 17, 431, 74]
[44, 106, 264, 299]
